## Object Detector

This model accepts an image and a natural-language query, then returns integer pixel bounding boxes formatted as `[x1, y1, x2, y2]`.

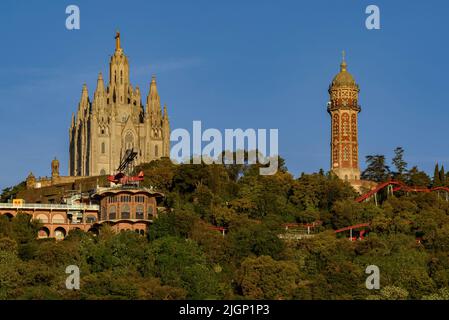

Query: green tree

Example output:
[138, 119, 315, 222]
[144, 236, 221, 299]
[440, 165, 446, 186]
[392, 147, 408, 181]
[361, 155, 390, 182]
[434, 163, 441, 187]
[238, 256, 298, 299]
[407, 166, 431, 187]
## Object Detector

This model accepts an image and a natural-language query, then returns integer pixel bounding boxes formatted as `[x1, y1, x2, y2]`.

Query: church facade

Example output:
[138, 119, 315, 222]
[69, 32, 170, 176]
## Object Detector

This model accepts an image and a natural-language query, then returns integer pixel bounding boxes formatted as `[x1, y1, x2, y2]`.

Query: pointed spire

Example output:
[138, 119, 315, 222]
[81, 83, 88, 99]
[149, 75, 159, 98]
[96, 72, 105, 93]
[147, 75, 161, 115]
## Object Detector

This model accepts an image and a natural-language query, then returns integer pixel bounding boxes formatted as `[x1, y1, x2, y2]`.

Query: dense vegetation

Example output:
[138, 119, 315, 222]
[2, 150, 449, 300]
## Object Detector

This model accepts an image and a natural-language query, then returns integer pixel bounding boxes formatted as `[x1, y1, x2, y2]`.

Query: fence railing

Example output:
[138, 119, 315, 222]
[0, 203, 99, 211]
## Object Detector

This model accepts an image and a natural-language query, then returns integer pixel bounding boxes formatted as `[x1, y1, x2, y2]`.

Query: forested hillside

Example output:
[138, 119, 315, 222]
[1, 156, 449, 300]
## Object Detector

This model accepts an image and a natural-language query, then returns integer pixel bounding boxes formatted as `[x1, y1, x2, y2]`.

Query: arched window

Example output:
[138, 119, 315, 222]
[136, 205, 144, 220]
[109, 205, 116, 220]
[120, 70, 123, 84]
[101, 142, 105, 154]
[121, 204, 130, 219]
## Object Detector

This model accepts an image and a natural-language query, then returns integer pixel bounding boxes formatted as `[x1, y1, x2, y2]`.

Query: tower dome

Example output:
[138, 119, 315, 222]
[330, 51, 357, 87]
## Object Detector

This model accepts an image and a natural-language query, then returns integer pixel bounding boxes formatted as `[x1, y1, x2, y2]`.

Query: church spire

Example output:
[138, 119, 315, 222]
[147, 75, 161, 116]
[149, 75, 159, 99]
[95, 72, 105, 94]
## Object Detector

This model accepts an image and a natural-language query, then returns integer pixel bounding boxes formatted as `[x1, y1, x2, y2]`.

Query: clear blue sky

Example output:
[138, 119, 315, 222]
[0, 0, 448, 190]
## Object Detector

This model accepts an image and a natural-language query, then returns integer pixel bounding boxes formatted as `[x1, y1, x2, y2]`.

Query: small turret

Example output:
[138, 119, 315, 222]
[26, 172, 36, 189]
[51, 157, 60, 178]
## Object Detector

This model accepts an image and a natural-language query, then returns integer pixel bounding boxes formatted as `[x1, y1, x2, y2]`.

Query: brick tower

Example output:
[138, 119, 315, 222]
[327, 52, 361, 182]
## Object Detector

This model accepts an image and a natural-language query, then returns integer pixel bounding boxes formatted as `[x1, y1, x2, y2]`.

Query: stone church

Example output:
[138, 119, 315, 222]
[69, 32, 170, 176]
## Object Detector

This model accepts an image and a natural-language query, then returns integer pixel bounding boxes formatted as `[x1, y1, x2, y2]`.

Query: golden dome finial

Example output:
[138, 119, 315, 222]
[340, 50, 347, 72]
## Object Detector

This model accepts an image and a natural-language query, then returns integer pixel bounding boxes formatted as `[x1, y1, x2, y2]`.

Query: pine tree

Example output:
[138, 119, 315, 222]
[392, 147, 407, 181]
[440, 165, 446, 186]
[361, 155, 390, 182]
[433, 163, 441, 187]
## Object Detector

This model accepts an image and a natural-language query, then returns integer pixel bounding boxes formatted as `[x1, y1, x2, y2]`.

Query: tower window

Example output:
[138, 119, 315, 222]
[155, 145, 159, 157]
[101, 142, 105, 154]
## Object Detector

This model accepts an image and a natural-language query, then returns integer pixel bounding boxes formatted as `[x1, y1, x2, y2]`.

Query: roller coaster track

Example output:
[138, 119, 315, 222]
[208, 180, 447, 240]
[355, 180, 449, 203]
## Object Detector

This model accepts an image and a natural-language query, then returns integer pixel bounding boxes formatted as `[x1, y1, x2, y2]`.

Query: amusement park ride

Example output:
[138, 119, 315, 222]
[106, 154, 449, 242]
[209, 179, 449, 242]
[107, 149, 144, 185]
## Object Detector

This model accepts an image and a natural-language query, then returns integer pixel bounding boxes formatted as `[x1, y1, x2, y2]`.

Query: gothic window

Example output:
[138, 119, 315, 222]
[351, 114, 357, 140]
[121, 204, 130, 219]
[109, 205, 116, 220]
[101, 142, 105, 154]
[342, 113, 350, 139]
[120, 70, 123, 84]
[155, 145, 159, 157]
